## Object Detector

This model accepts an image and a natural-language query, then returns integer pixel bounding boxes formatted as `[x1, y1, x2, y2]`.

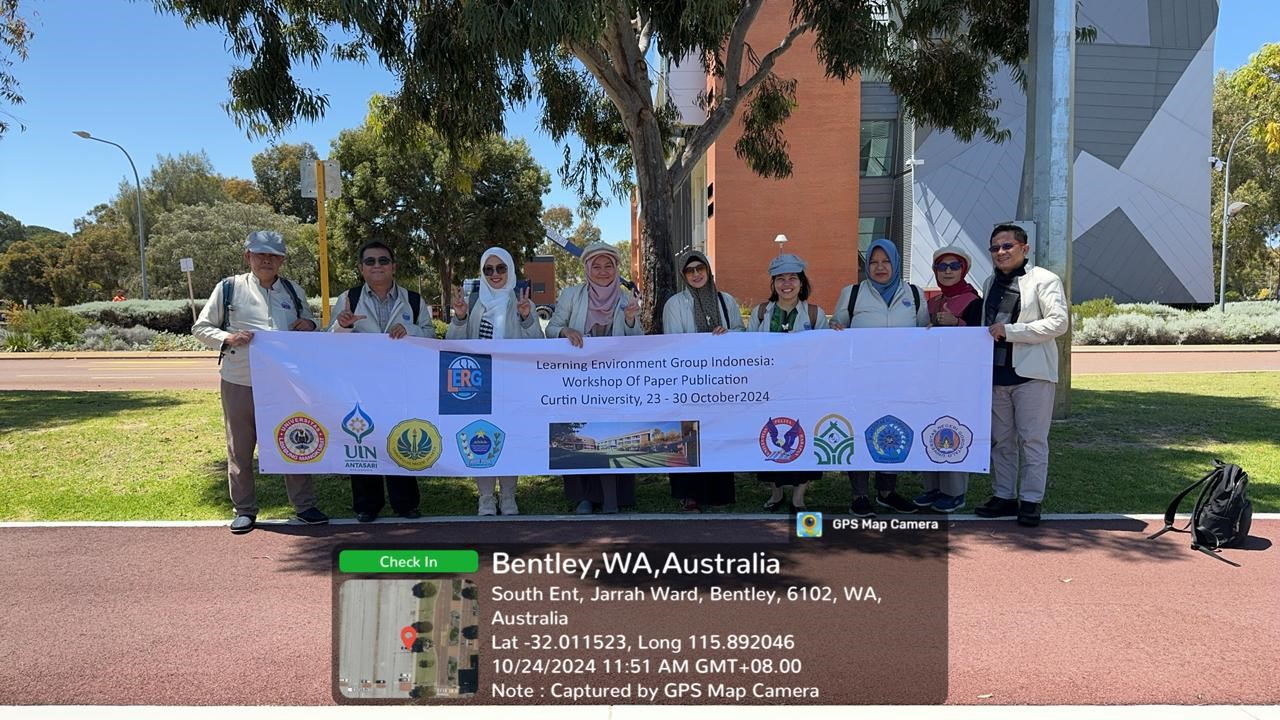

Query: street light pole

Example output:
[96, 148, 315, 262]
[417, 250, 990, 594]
[73, 131, 148, 300]
[1218, 118, 1258, 312]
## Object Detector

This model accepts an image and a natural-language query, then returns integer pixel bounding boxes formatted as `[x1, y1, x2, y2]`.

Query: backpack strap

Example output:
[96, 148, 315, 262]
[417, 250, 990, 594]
[279, 277, 305, 321]
[806, 303, 817, 329]
[1148, 464, 1221, 540]
[407, 290, 422, 325]
[755, 302, 768, 324]
[847, 283, 859, 320]
[718, 292, 731, 329]
[346, 286, 362, 318]
[911, 284, 921, 310]
[219, 277, 235, 331]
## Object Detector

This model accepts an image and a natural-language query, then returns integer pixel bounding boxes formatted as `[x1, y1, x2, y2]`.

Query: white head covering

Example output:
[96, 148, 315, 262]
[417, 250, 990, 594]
[479, 247, 515, 339]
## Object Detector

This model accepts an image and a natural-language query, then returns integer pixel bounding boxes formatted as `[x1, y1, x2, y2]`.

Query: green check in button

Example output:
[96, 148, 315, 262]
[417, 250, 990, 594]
[339, 549, 479, 574]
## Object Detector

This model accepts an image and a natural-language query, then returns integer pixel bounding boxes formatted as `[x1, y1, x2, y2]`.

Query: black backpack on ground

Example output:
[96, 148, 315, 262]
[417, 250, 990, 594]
[1148, 461, 1252, 566]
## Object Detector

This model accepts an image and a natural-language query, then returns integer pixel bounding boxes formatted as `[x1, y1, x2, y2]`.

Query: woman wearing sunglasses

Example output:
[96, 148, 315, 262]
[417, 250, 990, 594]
[831, 238, 929, 518]
[448, 246, 545, 516]
[546, 241, 642, 514]
[912, 245, 983, 514]
[661, 250, 744, 511]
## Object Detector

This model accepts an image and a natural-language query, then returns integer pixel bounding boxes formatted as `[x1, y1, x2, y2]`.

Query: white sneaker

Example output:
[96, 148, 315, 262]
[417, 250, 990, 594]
[478, 495, 498, 516]
[499, 493, 520, 516]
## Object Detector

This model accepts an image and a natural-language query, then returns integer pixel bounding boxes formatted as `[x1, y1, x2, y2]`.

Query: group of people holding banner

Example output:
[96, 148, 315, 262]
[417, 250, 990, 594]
[194, 224, 1067, 534]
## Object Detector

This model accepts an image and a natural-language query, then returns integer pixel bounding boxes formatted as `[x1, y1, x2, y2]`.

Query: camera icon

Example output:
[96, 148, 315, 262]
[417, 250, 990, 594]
[795, 511, 823, 538]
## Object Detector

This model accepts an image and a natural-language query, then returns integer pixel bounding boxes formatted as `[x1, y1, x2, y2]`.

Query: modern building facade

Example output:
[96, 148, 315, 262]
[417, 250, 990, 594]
[654, 0, 1218, 307]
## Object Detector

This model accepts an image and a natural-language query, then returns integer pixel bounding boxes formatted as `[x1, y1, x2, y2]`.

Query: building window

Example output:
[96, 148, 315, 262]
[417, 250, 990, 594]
[858, 217, 889, 253]
[860, 120, 895, 177]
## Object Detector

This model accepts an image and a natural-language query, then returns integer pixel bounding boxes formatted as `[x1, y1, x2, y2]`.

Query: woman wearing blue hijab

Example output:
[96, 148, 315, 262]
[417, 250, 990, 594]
[832, 238, 929, 517]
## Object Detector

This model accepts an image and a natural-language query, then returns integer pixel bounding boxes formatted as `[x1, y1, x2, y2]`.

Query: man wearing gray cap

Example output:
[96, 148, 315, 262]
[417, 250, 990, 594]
[193, 230, 328, 534]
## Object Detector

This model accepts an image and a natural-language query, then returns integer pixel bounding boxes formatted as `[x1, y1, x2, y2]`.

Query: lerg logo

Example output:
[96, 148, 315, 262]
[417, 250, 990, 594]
[439, 352, 492, 415]
[275, 412, 327, 464]
[865, 414, 913, 464]
[796, 511, 823, 538]
[341, 403, 378, 470]
[923, 415, 973, 464]
[456, 420, 506, 469]
[813, 413, 855, 465]
[387, 419, 442, 471]
[759, 417, 805, 463]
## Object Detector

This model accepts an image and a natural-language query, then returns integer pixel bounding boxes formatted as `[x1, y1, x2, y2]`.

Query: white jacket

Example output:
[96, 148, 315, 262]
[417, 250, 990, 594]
[445, 290, 544, 340]
[982, 264, 1069, 382]
[192, 273, 316, 387]
[833, 282, 928, 328]
[661, 289, 745, 334]
[746, 301, 830, 333]
[328, 284, 435, 337]
[546, 284, 644, 338]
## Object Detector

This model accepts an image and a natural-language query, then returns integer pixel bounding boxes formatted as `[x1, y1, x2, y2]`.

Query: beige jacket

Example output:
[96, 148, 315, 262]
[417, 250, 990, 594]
[192, 273, 316, 386]
[982, 264, 1069, 382]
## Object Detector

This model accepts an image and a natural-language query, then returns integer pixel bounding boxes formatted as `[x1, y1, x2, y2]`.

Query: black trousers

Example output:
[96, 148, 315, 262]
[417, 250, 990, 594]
[351, 474, 420, 515]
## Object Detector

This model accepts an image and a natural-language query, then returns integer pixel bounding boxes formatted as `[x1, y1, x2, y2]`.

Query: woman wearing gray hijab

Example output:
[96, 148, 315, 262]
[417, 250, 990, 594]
[661, 250, 744, 510]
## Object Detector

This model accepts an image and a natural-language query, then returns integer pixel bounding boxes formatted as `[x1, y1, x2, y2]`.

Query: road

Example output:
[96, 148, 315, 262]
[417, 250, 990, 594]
[0, 347, 1277, 391]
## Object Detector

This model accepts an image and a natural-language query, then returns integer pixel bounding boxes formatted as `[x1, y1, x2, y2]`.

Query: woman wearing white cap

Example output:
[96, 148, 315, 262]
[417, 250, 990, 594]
[546, 241, 642, 513]
[662, 250, 744, 511]
[747, 253, 828, 512]
[448, 246, 545, 516]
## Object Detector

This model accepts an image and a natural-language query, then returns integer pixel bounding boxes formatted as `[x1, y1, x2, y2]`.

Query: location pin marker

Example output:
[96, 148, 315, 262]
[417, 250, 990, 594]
[400, 626, 417, 650]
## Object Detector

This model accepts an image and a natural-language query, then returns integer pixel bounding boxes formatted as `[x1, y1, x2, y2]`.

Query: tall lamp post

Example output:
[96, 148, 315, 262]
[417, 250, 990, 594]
[73, 130, 148, 300]
[1215, 118, 1258, 312]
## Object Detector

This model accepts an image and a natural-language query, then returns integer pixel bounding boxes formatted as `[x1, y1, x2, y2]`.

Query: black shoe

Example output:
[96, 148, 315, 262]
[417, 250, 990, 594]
[399, 509, 421, 520]
[849, 496, 876, 518]
[763, 494, 787, 513]
[876, 491, 918, 514]
[1017, 501, 1042, 527]
[294, 507, 330, 525]
[974, 496, 1020, 518]
[230, 514, 256, 534]
[355, 512, 377, 523]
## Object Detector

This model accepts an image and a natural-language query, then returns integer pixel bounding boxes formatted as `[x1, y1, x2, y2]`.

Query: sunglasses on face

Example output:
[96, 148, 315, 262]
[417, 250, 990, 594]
[683, 264, 707, 275]
[933, 261, 964, 271]
[989, 242, 1022, 253]
[482, 263, 509, 276]
[361, 256, 393, 266]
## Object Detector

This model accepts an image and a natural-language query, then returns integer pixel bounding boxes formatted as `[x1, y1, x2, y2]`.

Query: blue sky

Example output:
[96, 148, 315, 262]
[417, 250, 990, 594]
[0, 1, 1274, 242]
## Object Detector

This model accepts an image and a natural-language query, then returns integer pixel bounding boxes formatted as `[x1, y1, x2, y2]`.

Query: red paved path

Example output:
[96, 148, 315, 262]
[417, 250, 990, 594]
[1, 518, 1274, 706]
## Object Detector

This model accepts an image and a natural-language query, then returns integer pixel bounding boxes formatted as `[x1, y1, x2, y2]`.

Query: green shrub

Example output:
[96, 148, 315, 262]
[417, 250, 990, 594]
[150, 331, 209, 351]
[68, 299, 204, 334]
[432, 319, 448, 339]
[5, 305, 88, 348]
[1072, 297, 1118, 321]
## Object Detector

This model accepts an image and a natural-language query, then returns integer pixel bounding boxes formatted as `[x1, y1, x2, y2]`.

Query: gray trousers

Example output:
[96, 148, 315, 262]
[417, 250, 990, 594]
[920, 472, 968, 496]
[221, 380, 318, 516]
[990, 379, 1056, 503]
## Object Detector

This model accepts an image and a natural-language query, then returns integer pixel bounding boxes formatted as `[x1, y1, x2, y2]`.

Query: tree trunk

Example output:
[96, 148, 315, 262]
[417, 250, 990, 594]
[632, 120, 677, 334]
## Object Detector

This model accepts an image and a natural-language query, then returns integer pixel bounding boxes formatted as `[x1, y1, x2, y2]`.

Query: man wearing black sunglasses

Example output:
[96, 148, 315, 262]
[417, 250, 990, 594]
[975, 224, 1068, 528]
[330, 239, 435, 522]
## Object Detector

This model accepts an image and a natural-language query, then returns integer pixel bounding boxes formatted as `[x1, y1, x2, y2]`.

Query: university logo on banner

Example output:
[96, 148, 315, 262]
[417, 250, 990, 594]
[759, 417, 805, 463]
[865, 414, 913, 464]
[276, 412, 327, 463]
[439, 352, 492, 415]
[813, 413, 856, 465]
[922, 416, 973, 464]
[341, 403, 378, 470]
[456, 419, 506, 469]
[387, 419, 442, 471]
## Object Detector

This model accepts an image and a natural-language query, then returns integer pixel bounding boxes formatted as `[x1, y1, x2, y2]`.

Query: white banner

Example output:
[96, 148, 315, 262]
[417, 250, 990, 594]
[251, 329, 992, 475]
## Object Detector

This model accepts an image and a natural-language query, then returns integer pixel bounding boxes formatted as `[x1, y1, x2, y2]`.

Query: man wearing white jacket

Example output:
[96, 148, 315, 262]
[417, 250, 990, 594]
[330, 240, 434, 522]
[974, 224, 1069, 527]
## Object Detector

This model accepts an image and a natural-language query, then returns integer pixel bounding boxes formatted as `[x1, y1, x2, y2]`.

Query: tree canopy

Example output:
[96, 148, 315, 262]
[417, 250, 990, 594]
[1212, 42, 1280, 299]
[252, 142, 320, 222]
[157, 0, 1034, 328]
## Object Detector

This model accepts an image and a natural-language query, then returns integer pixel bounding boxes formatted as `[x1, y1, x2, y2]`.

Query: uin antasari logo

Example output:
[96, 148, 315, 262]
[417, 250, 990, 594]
[813, 413, 855, 465]
[922, 416, 973, 464]
[387, 419, 442, 471]
[864, 415, 913, 464]
[456, 419, 505, 469]
[341, 403, 378, 470]
[275, 412, 327, 464]
[439, 352, 492, 415]
[759, 417, 805, 463]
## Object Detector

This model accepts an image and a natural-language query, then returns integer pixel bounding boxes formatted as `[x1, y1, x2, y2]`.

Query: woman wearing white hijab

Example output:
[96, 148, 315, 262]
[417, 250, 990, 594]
[448, 246, 544, 515]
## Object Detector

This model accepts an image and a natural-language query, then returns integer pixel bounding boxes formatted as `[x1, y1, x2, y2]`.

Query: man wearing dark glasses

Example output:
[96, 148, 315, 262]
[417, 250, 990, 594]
[330, 239, 434, 522]
[975, 223, 1068, 527]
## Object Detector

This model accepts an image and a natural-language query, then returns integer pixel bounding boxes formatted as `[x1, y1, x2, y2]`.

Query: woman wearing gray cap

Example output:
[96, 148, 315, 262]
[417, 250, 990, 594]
[747, 253, 828, 512]
[661, 250, 744, 511]
[546, 241, 642, 514]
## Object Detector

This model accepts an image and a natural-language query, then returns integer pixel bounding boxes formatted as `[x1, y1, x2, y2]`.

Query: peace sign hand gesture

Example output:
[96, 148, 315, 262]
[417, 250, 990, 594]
[451, 286, 469, 321]
[516, 286, 533, 320]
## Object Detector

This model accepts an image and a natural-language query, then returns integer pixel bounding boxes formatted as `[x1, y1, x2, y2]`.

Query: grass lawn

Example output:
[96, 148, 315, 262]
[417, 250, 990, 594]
[1, 372, 1275, 520]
